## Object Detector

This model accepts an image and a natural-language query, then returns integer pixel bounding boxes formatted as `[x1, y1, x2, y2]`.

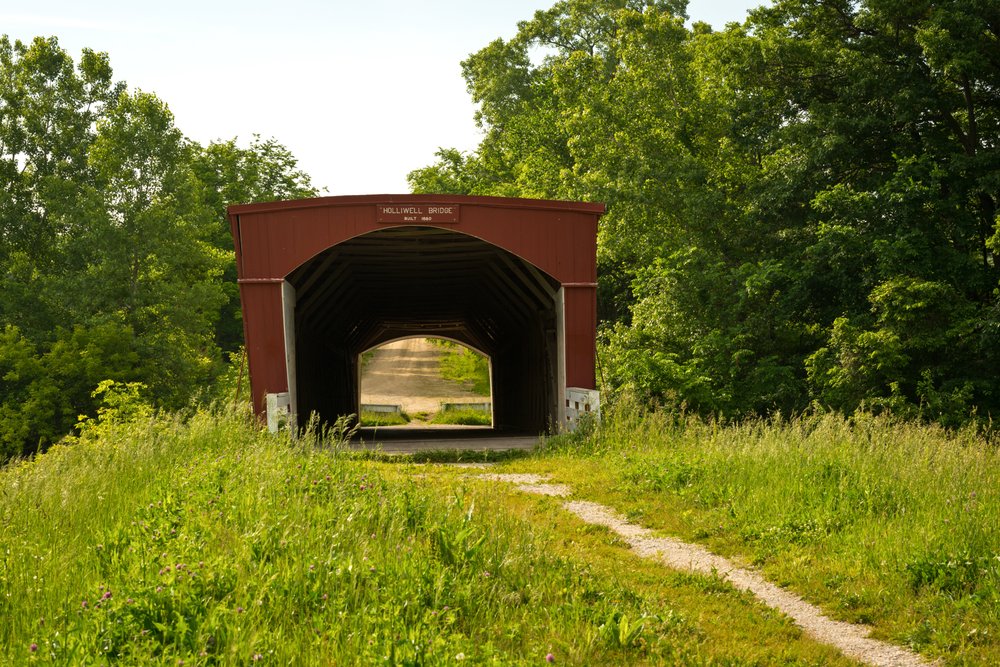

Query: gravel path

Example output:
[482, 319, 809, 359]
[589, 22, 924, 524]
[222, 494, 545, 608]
[479, 472, 932, 667]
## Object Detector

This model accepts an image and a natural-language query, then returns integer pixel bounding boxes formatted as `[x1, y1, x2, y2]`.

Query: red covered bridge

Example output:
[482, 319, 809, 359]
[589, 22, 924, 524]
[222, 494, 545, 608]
[229, 194, 603, 433]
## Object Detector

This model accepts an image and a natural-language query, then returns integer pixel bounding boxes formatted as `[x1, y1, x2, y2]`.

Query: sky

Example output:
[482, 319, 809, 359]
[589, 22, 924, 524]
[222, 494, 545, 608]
[4, 1, 761, 196]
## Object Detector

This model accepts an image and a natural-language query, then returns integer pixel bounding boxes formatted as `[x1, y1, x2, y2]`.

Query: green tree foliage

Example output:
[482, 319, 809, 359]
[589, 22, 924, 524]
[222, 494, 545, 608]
[191, 136, 317, 352]
[414, 0, 1000, 424]
[0, 36, 317, 459]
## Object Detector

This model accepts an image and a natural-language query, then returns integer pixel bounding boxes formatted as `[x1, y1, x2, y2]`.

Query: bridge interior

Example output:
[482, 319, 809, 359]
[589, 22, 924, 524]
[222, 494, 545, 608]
[285, 226, 562, 432]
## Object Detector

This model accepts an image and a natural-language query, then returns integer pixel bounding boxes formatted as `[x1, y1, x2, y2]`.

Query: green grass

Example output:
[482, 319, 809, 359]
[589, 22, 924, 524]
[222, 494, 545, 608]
[6, 403, 995, 664]
[431, 339, 490, 396]
[0, 409, 855, 665]
[508, 403, 1000, 665]
[359, 410, 410, 426]
[430, 408, 492, 426]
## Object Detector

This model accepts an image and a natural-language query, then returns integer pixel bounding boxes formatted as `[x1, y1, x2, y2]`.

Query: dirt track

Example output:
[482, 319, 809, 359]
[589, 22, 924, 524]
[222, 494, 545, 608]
[359, 338, 485, 415]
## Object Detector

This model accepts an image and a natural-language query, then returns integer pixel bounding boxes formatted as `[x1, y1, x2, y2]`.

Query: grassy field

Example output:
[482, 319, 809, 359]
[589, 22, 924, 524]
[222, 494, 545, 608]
[2, 404, 996, 664]
[3, 409, 851, 665]
[504, 403, 1000, 665]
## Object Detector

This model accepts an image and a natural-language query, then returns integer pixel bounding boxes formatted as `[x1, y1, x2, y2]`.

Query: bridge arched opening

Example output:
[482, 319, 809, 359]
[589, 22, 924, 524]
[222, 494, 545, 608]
[284, 226, 561, 433]
[357, 337, 493, 427]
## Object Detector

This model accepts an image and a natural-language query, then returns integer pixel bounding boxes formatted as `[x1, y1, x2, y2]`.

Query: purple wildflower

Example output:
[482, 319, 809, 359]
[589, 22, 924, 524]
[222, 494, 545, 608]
[546, 653, 556, 663]
[29, 643, 38, 652]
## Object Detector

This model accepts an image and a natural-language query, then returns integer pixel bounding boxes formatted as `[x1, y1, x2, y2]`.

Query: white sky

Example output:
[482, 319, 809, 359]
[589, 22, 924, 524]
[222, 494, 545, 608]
[3, 1, 759, 196]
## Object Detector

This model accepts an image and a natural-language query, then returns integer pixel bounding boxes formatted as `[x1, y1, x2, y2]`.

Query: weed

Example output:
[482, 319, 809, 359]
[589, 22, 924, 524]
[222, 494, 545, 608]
[431, 339, 490, 396]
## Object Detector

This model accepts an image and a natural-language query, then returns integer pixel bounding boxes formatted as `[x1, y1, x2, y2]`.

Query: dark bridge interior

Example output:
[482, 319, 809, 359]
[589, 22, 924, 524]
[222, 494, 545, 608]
[286, 227, 561, 432]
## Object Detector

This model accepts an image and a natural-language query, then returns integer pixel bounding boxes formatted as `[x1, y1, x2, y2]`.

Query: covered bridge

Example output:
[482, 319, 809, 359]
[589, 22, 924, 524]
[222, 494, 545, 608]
[229, 194, 603, 434]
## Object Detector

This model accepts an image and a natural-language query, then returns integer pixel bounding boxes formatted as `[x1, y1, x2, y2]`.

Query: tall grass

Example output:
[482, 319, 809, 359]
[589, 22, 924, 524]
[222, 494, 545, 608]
[546, 403, 1000, 663]
[2, 408, 801, 665]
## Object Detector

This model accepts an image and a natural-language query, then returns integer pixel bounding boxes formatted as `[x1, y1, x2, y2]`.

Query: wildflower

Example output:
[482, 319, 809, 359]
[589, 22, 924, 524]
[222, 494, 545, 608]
[322, 593, 328, 600]
[237, 606, 244, 613]
[102, 591, 112, 600]
[546, 653, 556, 663]
[81, 600, 88, 609]
[126, 598, 134, 604]
[253, 653, 263, 661]
[455, 653, 465, 661]
[29, 644, 38, 652]
[156, 586, 163, 593]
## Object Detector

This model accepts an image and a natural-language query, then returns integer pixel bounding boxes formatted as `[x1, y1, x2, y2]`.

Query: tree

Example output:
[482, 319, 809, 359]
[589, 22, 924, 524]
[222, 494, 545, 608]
[191, 135, 318, 353]
[0, 36, 123, 339]
[416, 0, 1000, 424]
[0, 37, 319, 458]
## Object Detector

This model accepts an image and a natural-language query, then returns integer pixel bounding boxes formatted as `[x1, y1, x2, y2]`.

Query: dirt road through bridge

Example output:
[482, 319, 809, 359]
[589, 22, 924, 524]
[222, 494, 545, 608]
[359, 338, 486, 417]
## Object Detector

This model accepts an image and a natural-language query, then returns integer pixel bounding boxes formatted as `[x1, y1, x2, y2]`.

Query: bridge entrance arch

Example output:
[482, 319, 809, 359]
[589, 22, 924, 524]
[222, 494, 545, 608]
[229, 195, 603, 433]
